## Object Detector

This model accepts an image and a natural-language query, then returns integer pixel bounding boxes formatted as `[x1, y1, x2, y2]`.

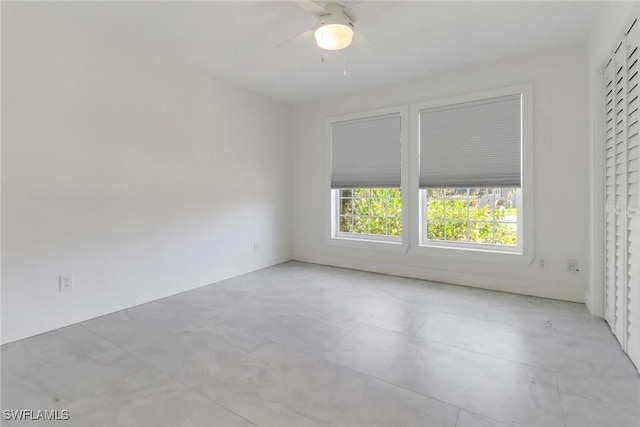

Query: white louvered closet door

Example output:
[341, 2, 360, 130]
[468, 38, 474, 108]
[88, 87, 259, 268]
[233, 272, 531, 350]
[614, 43, 628, 344]
[626, 20, 640, 367]
[604, 18, 640, 372]
[605, 58, 617, 330]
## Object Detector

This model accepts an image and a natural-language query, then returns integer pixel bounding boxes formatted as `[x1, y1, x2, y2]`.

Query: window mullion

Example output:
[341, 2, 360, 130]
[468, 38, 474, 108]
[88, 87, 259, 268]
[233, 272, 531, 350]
[443, 191, 448, 241]
[492, 191, 497, 244]
[466, 188, 471, 242]
[367, 189, 371, 235]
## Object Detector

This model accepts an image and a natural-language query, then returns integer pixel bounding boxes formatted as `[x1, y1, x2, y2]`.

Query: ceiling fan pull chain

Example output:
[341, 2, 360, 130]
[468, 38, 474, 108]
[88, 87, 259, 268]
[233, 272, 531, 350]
[343, 51, 348, 77]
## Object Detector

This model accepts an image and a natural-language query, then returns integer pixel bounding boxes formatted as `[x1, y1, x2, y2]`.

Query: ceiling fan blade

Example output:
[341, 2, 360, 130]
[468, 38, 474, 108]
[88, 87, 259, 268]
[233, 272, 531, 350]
[277, 28, 314, 48]
[353, 27, 376, 50]
[342, 1, 363, 21]
[295, 1, 329, 16]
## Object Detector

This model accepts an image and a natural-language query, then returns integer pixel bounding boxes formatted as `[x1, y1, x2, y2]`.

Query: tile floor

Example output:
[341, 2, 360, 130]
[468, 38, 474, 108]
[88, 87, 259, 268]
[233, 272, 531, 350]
[2, 261, 639, 427]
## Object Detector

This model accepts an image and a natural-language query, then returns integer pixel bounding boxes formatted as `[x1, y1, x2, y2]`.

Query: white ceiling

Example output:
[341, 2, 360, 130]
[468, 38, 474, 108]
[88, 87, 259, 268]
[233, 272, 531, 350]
[41, 1, 604, 104]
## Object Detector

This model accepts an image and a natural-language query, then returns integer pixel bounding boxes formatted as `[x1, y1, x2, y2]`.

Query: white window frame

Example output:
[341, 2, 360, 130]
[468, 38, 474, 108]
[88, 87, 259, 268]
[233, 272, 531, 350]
[418, 187, 523, 252]
[328, 105, 409, 252]
[334, 188, 403, 242]
[411, 84, 534, 264]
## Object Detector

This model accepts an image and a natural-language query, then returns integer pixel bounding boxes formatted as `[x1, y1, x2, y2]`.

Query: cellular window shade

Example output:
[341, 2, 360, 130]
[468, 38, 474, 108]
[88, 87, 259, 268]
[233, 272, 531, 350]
[419, 94, 522, 188]
[331, 113, 401, 189]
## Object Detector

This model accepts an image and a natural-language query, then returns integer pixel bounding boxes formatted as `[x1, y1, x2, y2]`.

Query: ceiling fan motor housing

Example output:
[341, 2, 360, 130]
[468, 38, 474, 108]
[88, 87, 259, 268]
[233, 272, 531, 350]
[314, 4, 354, 51]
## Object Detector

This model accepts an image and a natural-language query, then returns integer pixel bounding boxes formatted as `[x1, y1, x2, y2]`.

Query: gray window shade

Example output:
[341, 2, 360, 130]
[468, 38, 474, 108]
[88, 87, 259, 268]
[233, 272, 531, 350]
[419, 94, 522, 188]
[331, 113, 401, 189]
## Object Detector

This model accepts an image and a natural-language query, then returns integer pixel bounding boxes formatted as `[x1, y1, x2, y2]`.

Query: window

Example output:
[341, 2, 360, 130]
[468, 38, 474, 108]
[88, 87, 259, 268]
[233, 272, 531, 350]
[337, 188, 402, 240]
[423, 187, 521, 248]
[330, 107, 407, 246]
[418, 92, 525, 252]
[326, 86, 531, 258]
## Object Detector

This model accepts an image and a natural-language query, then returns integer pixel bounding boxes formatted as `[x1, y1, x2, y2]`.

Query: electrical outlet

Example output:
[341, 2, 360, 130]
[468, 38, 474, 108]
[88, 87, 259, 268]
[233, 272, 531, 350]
[60, 274, 73, 292]
[567, 259, 579, 273]
[538, 257, 547, 270]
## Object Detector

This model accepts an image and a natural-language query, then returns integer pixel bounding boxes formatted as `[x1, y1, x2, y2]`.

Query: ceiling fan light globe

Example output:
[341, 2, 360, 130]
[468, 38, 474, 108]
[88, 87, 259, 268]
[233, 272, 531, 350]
[314, 23, 353, 51]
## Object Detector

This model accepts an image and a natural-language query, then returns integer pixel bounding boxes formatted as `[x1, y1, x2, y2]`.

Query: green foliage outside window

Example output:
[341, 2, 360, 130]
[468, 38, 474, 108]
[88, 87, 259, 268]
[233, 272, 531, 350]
[339, 188, 402, 236]
[425, 189, 517, 246]
[337, 187, 517, 246]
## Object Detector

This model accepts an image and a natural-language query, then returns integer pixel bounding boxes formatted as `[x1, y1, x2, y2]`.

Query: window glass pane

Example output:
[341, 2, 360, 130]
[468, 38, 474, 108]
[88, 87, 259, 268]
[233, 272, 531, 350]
[504, 188, 518, 221]
[494, 222, 517, 246]
[426, 220, 445, 240]
[468, 191, 488, 220]
[340, 197, 353, 215]
[370, 197, 386, 217]
[339, 215, 352, 233]
[469, 221, 494, 244]
[387, 217, 402, 235]
[340, 189, 353, 198]
[388, 197, 402, 216]
[369, 217, 387, 235]
[353, 188, 370, 198]
[355, 196, 369, 215]
[426, 188, 445, 198]
[445, 221, 468, 242]
[353, 216, 369, 234]
[371, 188, 385, 198]
[443, 197, 467, 222]
[426, 199, 445, 220]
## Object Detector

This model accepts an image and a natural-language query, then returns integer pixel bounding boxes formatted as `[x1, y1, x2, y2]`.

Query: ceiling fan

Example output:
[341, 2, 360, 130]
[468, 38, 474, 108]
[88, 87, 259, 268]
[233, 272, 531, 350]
[281, 1, 365, 51]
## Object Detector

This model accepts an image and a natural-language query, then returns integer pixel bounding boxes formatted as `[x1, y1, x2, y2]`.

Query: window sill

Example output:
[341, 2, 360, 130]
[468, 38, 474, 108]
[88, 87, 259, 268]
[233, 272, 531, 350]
[329, 235, 409, 253]
[417, 241, 532, 265]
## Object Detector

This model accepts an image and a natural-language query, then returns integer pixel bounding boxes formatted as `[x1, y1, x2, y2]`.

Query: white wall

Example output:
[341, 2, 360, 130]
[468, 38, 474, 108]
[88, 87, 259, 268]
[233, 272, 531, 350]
[1, 3, 291, 344]
[291, 45, 590, 303]
[586, 1, 639, 317]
